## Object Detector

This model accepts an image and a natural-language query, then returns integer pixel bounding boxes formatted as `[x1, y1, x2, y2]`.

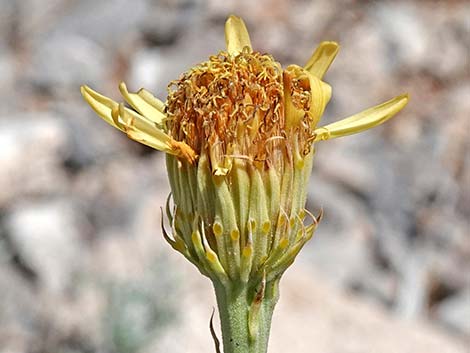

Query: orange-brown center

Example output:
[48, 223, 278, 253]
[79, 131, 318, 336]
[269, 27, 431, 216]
[166, 50, 314, 169]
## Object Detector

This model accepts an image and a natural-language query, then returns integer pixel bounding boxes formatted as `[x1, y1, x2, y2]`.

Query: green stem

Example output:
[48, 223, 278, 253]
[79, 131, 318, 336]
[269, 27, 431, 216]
[213, 280, 279, 353]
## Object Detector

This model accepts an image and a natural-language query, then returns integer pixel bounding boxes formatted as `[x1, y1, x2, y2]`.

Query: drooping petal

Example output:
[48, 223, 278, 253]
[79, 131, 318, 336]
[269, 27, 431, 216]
[225, 15, 252, 56]
[304, 41, 339, 79]
[119, 82, 167, 126]
[80, 85, 123, 131]
[313, 94, 409, 141]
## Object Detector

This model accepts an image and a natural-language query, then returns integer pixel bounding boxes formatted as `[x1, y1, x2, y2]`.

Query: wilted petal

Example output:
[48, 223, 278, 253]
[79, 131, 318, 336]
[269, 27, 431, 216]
[225, 15, 252, 56]
[313, 94, 409, 141]
[304, 41, 339, 79]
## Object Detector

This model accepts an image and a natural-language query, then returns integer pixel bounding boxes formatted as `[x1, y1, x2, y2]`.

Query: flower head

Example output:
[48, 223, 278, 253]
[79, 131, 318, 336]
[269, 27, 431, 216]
[81, 16, 408, 287]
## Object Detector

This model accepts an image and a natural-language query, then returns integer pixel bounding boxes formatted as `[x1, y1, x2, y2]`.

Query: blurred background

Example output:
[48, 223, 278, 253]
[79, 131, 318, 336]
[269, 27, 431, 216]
[0, 0, 469, 352]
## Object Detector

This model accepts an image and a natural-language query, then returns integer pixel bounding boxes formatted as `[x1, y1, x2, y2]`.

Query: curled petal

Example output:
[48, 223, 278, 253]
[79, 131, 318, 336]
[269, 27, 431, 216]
[313, 94, 409, 141]
[119, 82, 166, 126]
[117, 103, 173, 151]
[80, 85, 123, 131]
[283, 68, 305, 130]
[117, 104, 197, 162]
[304, 41, 339, 79]
[81, 85, 197, 163]
[136, 87, 166, 113]
[305, 70, 332, 127]
[225, 15, 252, 56]
[283, 65, 332, 129]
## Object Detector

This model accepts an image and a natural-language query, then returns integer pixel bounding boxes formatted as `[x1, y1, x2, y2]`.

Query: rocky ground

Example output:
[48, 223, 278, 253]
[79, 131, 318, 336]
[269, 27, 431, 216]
[0, 0, 469, 352]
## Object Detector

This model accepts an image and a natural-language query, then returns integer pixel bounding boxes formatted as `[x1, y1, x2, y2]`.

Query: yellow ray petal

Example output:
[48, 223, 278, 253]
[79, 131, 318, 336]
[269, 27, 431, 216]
[117, 103, 196, 163]
[80, 85, 123, 131]
[136, 88, 166, 113]
[82, 86, 196, 163]
[110, 103, 126, 130]
[126, 129, 172, 152]
[304, 41, 339, 79]
[117, 103, 172, 150]
[313, 94, 409, 141]
[225, 15, 252, 56]
[119, 82, 166, 126]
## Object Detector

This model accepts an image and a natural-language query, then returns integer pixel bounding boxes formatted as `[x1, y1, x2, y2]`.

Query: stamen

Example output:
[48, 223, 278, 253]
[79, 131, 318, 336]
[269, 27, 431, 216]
[166, 50, 292, 173]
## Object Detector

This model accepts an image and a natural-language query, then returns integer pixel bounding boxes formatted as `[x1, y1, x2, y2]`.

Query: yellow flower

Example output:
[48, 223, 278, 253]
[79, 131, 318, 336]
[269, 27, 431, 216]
[81, 15, 408, 352]
[81, 14, 408, 280]
[81, 16, 407, 172]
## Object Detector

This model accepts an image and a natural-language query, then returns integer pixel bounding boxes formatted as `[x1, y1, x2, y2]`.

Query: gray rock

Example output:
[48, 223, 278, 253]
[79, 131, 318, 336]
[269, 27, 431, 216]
[139, 0, 203, 47]
[373, 2, 429, 70]
[0, 0, 15, 48]
[0, 113, 69, 206]
[395, 252, 429, 319]
[29, 33, 108, 89]
[16, 0, 146, 48]
[0, 267, 39, 353]
[127, 48, 167, 95]
[4, 200, 86, 294]
[124, 26, 224, 99]
[435, 289, 470, 336]
[305, 175, 373, 288]
[0, 52, 16, 114]
[373, 2, 469, 79]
